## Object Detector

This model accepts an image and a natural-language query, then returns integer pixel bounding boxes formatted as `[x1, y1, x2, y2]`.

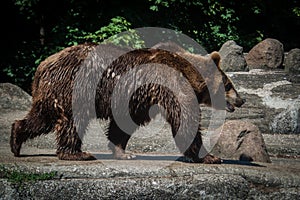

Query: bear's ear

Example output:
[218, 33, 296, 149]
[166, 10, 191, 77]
[210, 51, 221, 68]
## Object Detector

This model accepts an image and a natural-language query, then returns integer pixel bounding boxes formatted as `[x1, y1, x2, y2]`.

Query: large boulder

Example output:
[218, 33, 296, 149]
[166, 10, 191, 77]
[284, 48, 300, 74]
[0, 83, 32, 142]
[0, 83, 31, 112]
[246, 38, 284, 70]
[210, 120, 271, 163]
[219, 40, 247, 72]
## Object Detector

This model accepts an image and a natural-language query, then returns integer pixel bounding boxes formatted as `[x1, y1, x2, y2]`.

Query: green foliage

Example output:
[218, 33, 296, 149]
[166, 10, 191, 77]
[14, 0, 39, 20]
[149, 0, 170, 11]
[84, 16, 132, 42]
[149, 0, 241, 50]
[52, 16, 144, 50]
[82, 16, 145, 48]
[8, 171, 57, 184]
[3, 43, 41, 90]
[293, 7, 300, 17]
[204, 1, 240, 47]
[50, 16, 136, 47]
[0, 165, 57, 184]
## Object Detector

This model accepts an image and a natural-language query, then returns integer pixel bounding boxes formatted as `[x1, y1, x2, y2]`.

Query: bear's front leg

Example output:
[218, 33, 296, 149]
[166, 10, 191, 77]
[107, 119, 136, 160]
[174, 128, 221, 164]
[108, 142, 136, 160]
[183, 133, 221, 164]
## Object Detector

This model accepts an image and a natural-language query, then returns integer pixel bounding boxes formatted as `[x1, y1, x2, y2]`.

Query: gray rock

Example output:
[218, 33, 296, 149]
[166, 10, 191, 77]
[210, 120, 271, 163]
[224, 70, 300, 135]
[284, 48, 300, 74]
[0, 83, 31, 112]
[270, 102, 300, 134]
[246, 38, 284, 69]
[219, 40, 247, 72]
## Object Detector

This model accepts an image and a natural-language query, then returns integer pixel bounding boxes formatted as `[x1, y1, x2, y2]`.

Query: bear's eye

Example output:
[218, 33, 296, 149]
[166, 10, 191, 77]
[225, 83, 232, 92]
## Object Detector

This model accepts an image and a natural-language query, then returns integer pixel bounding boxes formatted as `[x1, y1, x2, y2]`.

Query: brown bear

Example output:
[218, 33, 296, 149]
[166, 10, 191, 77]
[10, 43, 245, 163]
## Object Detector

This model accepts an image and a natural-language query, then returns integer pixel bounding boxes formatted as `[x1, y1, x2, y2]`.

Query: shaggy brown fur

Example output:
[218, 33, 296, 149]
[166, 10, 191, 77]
[10, 43, 245, 163]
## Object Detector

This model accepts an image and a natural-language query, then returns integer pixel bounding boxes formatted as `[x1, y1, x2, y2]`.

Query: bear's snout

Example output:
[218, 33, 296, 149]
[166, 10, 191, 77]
[235, 97, 246, 107]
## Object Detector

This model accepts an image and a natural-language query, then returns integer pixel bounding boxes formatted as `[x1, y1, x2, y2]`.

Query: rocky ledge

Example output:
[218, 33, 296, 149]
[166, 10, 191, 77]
[0, 152, 299, 199]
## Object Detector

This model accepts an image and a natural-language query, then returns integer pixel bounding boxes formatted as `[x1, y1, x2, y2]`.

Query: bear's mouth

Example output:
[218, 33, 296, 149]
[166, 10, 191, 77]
[226, 101, 235, 112]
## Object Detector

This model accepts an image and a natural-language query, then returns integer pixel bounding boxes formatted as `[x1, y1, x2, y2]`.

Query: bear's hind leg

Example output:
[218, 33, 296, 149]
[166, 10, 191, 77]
[11, 120, 28, 157]
[107, 119, 135, 160]
[10, 107, 55, 157]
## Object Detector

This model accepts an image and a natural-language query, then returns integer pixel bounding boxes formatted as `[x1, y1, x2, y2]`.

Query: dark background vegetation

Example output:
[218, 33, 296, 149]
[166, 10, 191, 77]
[1, 0, 300, 93]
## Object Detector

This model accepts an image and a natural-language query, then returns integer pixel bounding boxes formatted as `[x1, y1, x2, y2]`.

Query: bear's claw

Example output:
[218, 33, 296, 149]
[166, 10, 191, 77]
[114, 153, 136, 160]
[57, 152, 96, 161]
[201, 154, 222, 164]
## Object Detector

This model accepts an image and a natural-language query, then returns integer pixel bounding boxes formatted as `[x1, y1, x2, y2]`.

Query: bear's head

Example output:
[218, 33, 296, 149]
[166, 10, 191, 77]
[204, 51, 245, 112]
[178, 50, 245, 112]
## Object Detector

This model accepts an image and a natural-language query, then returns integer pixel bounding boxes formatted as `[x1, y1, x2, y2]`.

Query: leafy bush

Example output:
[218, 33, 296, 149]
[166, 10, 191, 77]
[82, 16, 144, 48]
